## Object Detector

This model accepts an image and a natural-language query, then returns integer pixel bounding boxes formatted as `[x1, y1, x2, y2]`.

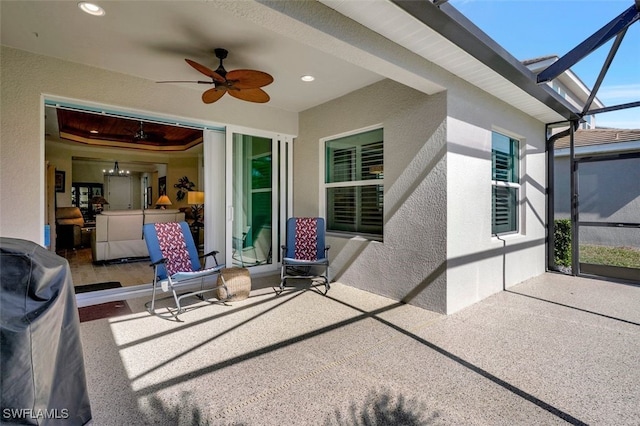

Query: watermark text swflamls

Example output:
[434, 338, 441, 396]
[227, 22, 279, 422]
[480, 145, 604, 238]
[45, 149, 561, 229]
[2, 408, 69, 420]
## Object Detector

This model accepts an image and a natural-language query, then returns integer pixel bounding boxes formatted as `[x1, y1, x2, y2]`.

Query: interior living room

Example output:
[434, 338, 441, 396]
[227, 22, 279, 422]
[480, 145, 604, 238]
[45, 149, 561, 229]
[47, 103, 283, 296]
[46, 106, 208, 291]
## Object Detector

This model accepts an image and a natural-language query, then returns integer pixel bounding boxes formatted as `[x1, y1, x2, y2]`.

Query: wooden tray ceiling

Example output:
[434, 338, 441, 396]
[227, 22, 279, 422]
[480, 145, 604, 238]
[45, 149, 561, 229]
[56, 109, 203, 152]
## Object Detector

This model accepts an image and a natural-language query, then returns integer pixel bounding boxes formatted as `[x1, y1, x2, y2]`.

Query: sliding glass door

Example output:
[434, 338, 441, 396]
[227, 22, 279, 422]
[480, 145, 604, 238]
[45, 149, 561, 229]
[225, 127, 292, 272]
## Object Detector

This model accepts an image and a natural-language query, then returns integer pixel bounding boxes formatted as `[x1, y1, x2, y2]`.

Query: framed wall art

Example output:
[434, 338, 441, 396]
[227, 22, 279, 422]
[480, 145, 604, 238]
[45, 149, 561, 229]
[55, 170, 65, 193]
[158, 176, 167, 195]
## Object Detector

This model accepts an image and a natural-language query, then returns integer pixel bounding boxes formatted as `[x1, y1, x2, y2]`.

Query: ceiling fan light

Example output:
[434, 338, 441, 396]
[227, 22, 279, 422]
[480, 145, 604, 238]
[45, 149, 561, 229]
[134, 121, 149, 140]
[78, 2, 105, 16]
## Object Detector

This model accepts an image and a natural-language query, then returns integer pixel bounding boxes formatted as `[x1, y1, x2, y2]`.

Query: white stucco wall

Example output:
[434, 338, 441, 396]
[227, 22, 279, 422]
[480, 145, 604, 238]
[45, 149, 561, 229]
[236, 0, 548, 313]
[0, 46, 297, 244]
[296, 76, 548, 314]
[446, 82, 547, 314]
[297, 80, 448, 313]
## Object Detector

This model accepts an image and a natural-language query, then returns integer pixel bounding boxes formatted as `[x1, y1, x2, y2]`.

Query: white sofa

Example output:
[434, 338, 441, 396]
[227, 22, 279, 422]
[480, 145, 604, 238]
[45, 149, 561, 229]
[91, 209, 185, 262]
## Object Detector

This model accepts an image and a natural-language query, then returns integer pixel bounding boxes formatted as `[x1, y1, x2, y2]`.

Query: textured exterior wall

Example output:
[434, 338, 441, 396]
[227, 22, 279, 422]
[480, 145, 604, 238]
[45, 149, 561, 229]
[233, 0, 548, 312]
[446, 82, 547, 314]
[298, 76, 548, 314]
[0, 46, 297, 244]
[297, 80, 448, 313]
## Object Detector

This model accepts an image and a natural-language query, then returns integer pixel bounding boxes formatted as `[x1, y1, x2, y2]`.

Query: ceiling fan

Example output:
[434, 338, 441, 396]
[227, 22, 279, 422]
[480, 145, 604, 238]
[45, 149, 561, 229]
[159, 48, 273, 104]
[128, 121, 163, 142]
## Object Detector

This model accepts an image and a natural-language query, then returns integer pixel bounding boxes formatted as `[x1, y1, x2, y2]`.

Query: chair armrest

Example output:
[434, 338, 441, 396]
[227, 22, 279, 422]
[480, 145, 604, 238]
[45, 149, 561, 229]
[201, 250, 220, 267]
[150, 257, 167, 267]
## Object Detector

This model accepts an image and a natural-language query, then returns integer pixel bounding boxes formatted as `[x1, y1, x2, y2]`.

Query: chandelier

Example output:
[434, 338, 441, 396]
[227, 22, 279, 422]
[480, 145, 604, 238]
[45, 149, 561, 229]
[103, 161, 130, 176]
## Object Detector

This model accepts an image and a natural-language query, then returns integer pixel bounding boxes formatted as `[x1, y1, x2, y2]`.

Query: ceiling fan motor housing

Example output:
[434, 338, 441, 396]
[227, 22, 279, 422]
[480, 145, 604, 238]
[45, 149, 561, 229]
[214, 48, 228, 60]
[214, 48, 228, 78]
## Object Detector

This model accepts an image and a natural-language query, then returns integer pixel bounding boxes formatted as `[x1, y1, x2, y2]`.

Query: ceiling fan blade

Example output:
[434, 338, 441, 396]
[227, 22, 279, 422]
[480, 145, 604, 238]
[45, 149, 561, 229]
[202, 88, 227, 104]
[228, 88, 270, 103]
[185, 59, 225, 83]
[226, 69, 274, 89]
[157, 80, 214, 84]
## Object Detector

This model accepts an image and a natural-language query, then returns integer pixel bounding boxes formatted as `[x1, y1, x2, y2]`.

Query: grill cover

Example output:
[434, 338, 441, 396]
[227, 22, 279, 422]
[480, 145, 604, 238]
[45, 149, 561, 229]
[1, 238, 91, 425]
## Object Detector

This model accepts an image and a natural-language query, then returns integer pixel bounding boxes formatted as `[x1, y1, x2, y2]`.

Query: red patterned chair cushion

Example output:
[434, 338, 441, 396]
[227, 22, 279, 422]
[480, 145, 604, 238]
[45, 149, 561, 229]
[294, 217, 318, 261]
[154, 222, 193, 276]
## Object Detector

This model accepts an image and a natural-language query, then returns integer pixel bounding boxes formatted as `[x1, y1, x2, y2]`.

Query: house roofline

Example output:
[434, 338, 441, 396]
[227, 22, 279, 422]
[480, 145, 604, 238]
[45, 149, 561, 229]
[390, 0, 582, 122]
[522, 55, 560, 66]
[554, 128, 640, 149]
[523, 55, 605, 109]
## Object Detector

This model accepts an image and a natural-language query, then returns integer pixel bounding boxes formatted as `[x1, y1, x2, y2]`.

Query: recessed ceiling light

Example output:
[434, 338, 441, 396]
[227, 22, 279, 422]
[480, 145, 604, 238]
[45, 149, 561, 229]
[89, 130, 99, 134]
[78, 2, 105, 16]
[301, 75, 315, 82]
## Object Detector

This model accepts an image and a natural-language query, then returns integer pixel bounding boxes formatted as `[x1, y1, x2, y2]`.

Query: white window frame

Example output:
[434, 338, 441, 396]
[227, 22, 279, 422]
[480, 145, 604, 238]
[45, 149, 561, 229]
[491, 129, 521, 236]
[319, 124, 384, 240]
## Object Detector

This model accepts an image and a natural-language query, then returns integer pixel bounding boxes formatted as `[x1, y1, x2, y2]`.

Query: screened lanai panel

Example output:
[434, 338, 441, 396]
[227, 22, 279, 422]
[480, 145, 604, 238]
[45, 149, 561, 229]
[577, 156, 640, 281]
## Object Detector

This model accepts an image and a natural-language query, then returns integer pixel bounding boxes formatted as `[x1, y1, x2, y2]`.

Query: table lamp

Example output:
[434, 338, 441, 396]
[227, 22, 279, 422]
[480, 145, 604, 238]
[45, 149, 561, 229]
[90, 195, 109, 214]
[187, 191, 204, 223]
[155, 195, 172, 209]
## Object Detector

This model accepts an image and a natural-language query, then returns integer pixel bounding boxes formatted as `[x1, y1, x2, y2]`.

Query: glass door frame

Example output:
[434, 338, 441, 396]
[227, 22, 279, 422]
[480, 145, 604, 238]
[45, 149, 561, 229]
[224, 125, 294, 273]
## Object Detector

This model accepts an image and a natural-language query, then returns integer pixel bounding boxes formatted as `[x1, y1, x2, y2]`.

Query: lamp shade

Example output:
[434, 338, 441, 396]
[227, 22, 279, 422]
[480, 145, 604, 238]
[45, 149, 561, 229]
[369, 165, 384, 175]
[155, 195, 172, 206]
[187, 191, 205, 205]
[90, 195, 109, 205]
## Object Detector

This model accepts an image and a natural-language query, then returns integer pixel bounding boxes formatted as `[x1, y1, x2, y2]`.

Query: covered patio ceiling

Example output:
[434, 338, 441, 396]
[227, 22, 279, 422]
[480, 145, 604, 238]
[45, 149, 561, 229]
[2, 0, 582, 124]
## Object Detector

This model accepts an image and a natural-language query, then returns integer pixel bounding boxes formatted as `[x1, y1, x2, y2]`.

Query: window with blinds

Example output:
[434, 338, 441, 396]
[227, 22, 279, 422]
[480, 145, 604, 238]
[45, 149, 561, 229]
[491, 132, 520, 235]
[324, 128, 383, 238]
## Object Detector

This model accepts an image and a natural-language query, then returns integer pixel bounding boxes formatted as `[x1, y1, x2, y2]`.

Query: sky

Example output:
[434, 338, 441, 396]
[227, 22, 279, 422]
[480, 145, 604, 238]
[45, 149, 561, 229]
[449, 0, 639, 129]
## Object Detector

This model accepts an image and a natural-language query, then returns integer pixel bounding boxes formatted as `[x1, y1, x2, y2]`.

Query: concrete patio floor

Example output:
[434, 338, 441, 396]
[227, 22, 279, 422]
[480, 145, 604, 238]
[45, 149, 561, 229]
[80, 272, 640, 425]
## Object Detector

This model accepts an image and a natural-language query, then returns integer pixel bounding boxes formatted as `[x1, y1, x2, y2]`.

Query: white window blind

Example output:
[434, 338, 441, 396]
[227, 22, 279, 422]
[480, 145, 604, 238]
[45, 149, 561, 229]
[324, 128, 383, 238]
[491, 132, 520, 235]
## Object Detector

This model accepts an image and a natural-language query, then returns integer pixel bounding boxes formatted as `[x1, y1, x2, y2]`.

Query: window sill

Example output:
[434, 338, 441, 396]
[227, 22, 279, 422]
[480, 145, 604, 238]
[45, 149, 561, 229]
[492, 232, 523, 242]
[326, 231, 383, 243]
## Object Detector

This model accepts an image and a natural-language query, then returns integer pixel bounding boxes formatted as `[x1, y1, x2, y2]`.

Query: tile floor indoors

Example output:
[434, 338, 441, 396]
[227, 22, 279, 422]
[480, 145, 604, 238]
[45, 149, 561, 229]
[57, 247, 151, 288]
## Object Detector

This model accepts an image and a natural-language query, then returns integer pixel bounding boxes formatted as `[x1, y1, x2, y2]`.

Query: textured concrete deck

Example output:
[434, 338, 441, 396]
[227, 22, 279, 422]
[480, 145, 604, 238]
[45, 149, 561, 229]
[80, 272, 640, 425]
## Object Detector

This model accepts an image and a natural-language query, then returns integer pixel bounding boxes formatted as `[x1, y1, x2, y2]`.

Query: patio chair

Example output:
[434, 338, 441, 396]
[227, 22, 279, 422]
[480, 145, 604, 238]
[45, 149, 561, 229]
[278, 217, 330, 294]
[232, 226, 259, 267]
[143, 221, 229, 318]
